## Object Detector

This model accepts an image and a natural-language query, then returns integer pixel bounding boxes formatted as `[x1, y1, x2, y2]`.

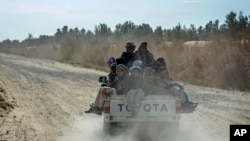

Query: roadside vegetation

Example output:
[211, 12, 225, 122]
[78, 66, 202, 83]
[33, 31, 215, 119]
[0, 11, 250, 90]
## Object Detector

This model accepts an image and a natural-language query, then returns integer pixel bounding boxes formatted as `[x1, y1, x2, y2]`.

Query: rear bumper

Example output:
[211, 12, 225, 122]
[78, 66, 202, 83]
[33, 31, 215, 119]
[103, 113, 181, 123]
[103, 114, 180, 136]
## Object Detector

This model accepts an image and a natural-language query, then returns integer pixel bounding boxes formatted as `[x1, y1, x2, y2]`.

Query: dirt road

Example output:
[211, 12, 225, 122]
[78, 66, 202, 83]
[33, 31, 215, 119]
[0, 53, 250, 141]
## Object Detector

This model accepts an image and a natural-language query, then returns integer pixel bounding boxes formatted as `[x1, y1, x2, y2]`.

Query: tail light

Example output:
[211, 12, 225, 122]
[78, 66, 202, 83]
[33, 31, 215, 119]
[176, 99, 182, 113]
[104, 107, 110, 113]
[103, 100, 110, 113]
[176, 107, 182, 113]
[102, 87, 115, 114]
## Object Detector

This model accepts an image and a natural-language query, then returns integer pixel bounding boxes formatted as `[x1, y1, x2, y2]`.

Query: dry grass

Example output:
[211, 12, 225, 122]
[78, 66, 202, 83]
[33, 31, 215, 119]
[1, 38, 249, 91]
[238, 40, 250, 90]
[151, 40, 248, 91]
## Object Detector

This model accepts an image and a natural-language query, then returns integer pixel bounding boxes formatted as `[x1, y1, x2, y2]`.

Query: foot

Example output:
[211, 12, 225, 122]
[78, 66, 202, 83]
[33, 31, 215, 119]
[85, 107, 94, 113]
[85, 107, 103, 115]
[94, 108, 103, 115]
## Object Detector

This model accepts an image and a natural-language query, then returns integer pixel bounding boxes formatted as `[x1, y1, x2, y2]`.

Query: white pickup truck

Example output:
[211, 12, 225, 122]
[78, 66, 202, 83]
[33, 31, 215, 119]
[102, 94, 182, 136]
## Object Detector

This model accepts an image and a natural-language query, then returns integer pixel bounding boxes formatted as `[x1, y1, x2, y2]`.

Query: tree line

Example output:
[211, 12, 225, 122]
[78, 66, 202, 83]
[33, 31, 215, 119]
[1, 11, 250, 48]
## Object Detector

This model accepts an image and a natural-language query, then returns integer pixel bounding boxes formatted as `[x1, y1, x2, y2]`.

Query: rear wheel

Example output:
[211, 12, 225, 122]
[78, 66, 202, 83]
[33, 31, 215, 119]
[103, 122, 128, 136]
[103, 122, 118, 136]
[103, 122, 112, 135]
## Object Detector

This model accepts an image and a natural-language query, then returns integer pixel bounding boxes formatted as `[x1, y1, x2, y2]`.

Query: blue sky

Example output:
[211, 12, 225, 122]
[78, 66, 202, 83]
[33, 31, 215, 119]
[0, 0, 249, 41]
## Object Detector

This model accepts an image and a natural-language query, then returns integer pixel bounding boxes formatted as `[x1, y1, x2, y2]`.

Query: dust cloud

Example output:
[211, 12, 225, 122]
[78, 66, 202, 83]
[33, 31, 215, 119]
[175, 125, 215, 141]
[61, 114, 214, 141]
[61, 115, 140, 141]
[61, 115, 103, 141]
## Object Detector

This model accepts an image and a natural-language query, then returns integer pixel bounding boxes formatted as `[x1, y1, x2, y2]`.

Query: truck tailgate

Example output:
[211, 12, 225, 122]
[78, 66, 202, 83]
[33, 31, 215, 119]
[109, 95, 177, 118]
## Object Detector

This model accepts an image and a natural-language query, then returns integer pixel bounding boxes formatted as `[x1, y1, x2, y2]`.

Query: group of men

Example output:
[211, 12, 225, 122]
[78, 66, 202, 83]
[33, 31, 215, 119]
[85, 41, 197, 115]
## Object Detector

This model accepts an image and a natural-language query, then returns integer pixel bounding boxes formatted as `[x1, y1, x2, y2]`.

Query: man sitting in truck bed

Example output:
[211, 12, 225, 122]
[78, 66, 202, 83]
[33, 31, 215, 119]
[142, 67, 198, 112]
[85, 64, 132, 115]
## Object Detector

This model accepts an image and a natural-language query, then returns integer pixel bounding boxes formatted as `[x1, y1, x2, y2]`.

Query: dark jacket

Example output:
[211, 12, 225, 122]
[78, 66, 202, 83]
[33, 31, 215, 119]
[107, 72, 116, 88]
[135, 50, 154, 68]
[120, 52, 137, 68]
[116, 73, 132, 95]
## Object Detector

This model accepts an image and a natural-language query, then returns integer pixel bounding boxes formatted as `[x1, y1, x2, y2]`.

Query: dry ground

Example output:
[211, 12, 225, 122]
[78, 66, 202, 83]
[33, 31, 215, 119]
[0, 53, 250, 141]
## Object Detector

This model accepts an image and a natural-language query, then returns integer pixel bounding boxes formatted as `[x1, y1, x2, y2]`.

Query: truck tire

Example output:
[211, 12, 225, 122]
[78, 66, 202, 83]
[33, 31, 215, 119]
[103, 122, 115, 136]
